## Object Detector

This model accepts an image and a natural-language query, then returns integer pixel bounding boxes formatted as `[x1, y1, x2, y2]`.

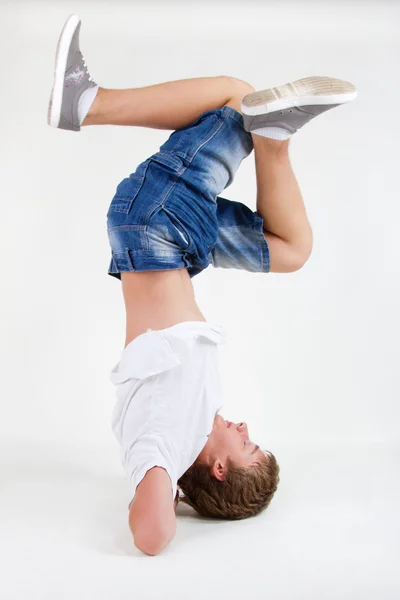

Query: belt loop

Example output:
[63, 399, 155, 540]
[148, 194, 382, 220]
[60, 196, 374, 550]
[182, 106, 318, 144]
[110, 254, 118, 273]
[183, 253, 192, 268]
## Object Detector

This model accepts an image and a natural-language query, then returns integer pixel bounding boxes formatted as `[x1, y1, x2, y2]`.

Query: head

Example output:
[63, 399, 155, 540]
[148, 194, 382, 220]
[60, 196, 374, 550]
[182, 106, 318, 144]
[177, 414, 280, 520]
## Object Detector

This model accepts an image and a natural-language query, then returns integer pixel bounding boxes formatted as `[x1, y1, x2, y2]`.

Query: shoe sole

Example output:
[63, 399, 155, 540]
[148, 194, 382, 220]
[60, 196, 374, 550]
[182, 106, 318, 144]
[241, 76, 358, 115]
[47, 13, 81, 128]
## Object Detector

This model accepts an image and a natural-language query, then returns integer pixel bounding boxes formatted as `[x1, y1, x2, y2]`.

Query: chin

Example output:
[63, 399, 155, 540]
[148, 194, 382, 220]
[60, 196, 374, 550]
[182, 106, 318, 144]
[217, 414, 226, 427]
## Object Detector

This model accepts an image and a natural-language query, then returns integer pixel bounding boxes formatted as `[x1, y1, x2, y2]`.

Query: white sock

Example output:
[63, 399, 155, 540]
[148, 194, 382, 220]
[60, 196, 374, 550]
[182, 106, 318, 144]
[250, 126, 292, 141]
[77, 84, 99, 125]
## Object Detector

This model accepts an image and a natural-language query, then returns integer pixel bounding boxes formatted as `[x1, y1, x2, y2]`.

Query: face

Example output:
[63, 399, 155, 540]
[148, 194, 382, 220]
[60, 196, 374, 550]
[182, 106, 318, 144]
[197, 414, 263, 482]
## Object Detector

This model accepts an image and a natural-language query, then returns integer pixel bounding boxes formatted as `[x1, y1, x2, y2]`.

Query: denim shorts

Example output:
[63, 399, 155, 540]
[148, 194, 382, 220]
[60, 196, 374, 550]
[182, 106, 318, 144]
[107, 105, 270, 279]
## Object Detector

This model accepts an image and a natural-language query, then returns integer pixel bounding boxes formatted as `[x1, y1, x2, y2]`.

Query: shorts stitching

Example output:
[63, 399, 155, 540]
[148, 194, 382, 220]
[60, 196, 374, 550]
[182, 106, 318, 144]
[143, 164, 188, 223]
[187, 117, 225, 165]
[108, 225, 146, 231]
[108, 161, 152, 215]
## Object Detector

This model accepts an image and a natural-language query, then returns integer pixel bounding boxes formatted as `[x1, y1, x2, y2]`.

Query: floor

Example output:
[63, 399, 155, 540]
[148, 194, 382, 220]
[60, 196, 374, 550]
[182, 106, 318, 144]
[1, 438, 399, 599]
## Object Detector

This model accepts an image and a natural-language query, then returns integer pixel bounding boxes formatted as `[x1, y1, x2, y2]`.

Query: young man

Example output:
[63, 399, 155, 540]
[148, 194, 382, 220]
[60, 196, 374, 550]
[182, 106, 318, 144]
[48, 14, 357, 555]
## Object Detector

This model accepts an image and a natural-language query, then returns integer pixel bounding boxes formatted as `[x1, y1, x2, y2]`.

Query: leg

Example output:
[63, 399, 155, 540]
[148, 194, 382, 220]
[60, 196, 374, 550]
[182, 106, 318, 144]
[252, 134, 313, 273]
[83, 76, 254, 130]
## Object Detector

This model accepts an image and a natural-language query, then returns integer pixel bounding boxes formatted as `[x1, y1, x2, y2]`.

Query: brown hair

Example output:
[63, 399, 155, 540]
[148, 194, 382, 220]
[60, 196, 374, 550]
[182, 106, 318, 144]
[177, 450, 280, 520]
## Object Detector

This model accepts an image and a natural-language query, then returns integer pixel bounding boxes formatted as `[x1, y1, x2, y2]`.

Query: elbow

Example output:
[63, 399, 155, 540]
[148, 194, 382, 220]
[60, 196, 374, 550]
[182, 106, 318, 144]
[134, 539, 167, 557]
[134, 530, 174, 556]
[134, 537, 171, 556]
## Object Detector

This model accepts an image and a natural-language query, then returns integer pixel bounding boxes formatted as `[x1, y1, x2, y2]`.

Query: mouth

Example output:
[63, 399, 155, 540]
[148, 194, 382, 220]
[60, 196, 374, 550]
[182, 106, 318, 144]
[225, 420, 232, 428]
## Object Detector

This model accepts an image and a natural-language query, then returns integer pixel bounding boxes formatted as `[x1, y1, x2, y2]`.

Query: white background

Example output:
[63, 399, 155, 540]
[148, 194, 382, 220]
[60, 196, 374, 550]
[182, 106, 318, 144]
[1, 0, 399, 598]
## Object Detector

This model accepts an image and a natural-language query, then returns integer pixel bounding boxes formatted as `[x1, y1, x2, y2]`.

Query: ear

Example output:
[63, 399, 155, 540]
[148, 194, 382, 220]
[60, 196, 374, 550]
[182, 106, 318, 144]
[211, 459, 226, 482]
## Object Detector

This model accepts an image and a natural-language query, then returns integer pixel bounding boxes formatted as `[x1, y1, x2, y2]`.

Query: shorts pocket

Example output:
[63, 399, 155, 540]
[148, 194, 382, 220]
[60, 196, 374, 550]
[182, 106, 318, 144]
[147, 205, 192, 252]
[107, 159, 151, 215]
[149, 151, 184, 173]
[164, 113, 224, 163]
[162, 206, 191, 250]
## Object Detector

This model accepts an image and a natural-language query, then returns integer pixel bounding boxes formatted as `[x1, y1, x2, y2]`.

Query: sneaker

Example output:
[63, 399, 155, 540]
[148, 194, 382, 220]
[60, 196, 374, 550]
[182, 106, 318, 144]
[240, 76, 357, 135]
[47, 14, 97, 131]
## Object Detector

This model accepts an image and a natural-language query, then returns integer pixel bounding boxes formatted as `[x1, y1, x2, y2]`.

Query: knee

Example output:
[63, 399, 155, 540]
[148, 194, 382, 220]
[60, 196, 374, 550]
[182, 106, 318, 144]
[222, 75, 256, 95]
[287, 239, 313, 272]
[266, 230, 313, 273]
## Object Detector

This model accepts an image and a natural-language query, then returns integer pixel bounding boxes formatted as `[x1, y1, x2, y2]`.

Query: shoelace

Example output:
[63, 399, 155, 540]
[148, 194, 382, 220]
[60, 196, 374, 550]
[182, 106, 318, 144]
[81, 54, 94, 82]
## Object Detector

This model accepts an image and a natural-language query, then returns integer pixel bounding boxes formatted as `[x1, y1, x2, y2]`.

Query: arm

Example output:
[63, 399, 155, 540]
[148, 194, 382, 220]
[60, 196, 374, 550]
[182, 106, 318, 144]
[129, 466, 177, 556]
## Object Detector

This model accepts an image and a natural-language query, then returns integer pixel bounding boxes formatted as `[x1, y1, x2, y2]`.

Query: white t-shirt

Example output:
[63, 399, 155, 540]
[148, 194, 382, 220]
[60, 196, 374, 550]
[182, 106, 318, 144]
[110, 321, 227, 503]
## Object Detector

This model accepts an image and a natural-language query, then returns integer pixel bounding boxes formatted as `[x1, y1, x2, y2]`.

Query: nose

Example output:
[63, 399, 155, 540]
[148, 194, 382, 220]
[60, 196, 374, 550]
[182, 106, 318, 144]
[237, 422, 248, 435]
